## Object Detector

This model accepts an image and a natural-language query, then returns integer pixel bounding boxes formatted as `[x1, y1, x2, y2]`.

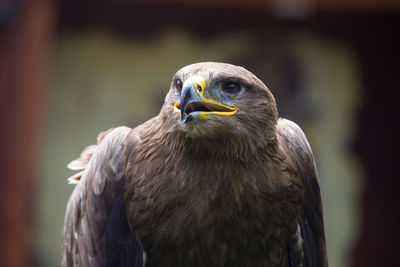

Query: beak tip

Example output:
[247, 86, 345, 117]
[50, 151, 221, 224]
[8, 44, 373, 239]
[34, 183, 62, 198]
[180, 110, 185, 122]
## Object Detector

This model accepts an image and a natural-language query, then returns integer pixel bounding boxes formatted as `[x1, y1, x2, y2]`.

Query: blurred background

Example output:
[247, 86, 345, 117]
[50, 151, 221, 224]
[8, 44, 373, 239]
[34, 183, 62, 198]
[0, 0, 399, 266]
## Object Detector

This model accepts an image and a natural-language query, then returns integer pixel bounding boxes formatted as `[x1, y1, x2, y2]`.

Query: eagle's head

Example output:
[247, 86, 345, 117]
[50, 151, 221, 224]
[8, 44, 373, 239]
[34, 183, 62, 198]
[160, 62, 278, 156]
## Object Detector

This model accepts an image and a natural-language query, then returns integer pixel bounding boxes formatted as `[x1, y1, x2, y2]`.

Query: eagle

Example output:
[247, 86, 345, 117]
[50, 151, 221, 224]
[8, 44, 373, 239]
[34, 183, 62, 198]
[62, 62, 327, 267]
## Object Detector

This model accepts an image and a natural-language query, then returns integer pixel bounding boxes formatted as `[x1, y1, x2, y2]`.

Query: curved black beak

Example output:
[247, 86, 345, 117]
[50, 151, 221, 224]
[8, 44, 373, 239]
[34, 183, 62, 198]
[180, 81, 202, 123]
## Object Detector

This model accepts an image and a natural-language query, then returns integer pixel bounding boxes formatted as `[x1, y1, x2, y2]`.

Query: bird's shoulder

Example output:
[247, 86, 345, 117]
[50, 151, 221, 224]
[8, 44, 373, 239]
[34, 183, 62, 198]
[66, 126, 132, 184]
[276, 118, 314, 161]
[275, 118, 318, 186]
[275, 118, 322, 206]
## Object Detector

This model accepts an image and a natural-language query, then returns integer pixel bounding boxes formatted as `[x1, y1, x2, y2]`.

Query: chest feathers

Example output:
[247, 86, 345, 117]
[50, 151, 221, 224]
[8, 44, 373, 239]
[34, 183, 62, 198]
[123, 132, 302, 267]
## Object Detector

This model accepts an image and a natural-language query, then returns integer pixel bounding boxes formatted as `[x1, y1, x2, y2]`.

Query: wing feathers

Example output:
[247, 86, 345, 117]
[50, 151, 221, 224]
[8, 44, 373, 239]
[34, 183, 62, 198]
[67, 171, 84, 184]
[66, 129, 113, 183]
[277, 118, 328, 267]
[67, 145, 97, 170]
[62, 126, 145, 267]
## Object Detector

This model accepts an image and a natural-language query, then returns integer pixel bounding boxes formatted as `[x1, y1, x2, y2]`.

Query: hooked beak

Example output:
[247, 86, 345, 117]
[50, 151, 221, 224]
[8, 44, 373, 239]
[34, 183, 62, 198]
[174, 76, 238, 123]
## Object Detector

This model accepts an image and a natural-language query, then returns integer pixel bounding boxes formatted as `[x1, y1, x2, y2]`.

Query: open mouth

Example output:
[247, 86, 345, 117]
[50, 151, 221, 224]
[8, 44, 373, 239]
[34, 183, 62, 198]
[174, 102, 236, 115]
[174, 102, 237, 117]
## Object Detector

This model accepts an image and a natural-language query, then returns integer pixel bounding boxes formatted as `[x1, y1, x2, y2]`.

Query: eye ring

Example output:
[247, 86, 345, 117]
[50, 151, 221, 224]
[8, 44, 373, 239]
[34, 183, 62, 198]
[222, 82, 241, 94]
[175, 78, 183, 91]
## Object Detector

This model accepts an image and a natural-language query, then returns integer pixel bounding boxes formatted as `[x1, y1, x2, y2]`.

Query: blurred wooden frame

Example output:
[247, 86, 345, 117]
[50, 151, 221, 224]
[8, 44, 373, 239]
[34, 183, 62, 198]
[0, 0, 54, 266]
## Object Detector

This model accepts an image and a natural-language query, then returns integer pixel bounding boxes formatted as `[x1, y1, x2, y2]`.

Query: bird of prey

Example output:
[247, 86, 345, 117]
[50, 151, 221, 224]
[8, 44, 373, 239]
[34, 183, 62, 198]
[62, 62, 327, 267]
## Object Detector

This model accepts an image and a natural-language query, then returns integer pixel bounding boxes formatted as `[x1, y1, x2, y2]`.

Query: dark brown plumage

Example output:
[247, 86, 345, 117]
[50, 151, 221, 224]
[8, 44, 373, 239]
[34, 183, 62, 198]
[62, 62, 327, 267]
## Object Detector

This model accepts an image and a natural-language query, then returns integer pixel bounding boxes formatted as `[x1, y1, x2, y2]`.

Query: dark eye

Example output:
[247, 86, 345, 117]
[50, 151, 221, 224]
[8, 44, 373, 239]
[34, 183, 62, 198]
[222, 82, 241, 94]
[175, 78, 183, 91]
